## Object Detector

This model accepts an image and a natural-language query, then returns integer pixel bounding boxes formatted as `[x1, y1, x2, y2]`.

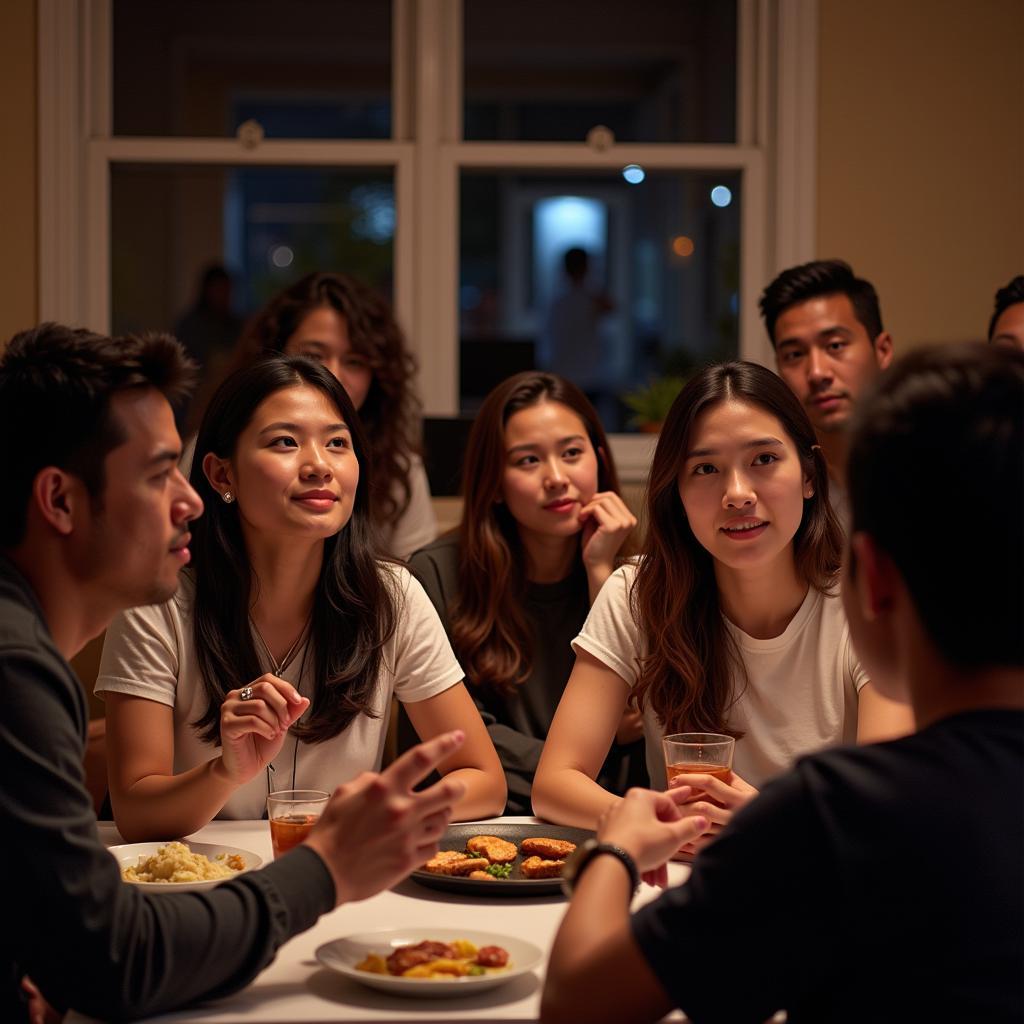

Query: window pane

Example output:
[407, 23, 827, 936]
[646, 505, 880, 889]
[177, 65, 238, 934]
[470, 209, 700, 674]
[459, 169, 741, 432]
[463, 0, 736, 143]
[111, 163, 394, 423]
[113, 1, 391, 138]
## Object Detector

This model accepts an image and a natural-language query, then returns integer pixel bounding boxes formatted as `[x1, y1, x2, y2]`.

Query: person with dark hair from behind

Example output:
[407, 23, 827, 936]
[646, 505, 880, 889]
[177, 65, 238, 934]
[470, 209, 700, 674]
[759, 259, 894, 528]
[541, 342, 1024, 1024]
[988, 274, 1024, 350]
[0, 323, 468, 1023]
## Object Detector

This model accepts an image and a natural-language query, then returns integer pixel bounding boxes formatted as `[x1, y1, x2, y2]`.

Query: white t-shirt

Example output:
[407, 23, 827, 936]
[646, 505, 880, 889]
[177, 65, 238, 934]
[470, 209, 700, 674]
[387, 455, 437, 560]
[572, 564, 868, 790]
[96, 564, 463, 819]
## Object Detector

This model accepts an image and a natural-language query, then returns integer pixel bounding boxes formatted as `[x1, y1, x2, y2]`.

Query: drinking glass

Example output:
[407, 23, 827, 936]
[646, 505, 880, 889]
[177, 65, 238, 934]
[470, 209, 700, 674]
[662, 733, 735, 793]
[266, 789, 329, 859]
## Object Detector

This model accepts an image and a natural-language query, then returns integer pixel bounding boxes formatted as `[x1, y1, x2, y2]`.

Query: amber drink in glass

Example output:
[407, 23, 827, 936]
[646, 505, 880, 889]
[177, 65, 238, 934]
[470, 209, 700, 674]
[662, 733, 735, 797]
[267, 789, 329, 858]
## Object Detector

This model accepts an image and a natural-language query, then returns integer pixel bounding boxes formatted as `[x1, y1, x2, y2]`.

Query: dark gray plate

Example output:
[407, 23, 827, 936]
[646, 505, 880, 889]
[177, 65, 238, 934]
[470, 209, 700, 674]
[409, 822, 593, 897]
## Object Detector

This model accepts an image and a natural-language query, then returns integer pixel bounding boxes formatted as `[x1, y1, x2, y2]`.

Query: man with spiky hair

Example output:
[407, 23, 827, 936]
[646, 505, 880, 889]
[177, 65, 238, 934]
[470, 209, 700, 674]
[759, 259, 894, 527]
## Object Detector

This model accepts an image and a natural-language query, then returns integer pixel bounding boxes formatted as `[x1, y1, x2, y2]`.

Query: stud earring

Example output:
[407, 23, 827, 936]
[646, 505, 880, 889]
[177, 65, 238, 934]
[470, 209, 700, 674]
[222, 491, 235, 504]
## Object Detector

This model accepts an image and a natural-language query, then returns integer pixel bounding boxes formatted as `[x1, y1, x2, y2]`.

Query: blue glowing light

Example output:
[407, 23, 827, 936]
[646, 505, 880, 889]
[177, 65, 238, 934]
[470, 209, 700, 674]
[622, 164, 646, 185]
[710, 185, 732, 208]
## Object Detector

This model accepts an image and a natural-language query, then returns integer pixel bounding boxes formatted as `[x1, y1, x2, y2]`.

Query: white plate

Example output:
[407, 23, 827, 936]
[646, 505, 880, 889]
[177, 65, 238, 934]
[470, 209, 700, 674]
[315, 927, 543, 998]
[110, 841, 262, 893]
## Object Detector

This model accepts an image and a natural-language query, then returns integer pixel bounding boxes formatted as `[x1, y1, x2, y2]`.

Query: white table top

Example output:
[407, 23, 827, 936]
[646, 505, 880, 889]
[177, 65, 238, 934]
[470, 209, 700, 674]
[72, 817, 689, 1024]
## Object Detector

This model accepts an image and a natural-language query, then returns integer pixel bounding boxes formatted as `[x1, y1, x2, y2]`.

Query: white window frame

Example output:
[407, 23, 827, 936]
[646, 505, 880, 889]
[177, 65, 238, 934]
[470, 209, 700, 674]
[38, 0, 817, 481]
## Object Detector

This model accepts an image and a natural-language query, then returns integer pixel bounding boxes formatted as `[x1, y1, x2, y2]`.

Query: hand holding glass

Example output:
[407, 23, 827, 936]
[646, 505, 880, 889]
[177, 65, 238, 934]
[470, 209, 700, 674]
[267, 789, 330, 858]
[662, 733, 735, 799]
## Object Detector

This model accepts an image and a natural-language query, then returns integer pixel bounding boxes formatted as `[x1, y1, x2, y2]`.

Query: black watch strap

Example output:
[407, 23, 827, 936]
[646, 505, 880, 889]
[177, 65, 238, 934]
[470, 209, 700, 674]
[561, 838, 640, 897]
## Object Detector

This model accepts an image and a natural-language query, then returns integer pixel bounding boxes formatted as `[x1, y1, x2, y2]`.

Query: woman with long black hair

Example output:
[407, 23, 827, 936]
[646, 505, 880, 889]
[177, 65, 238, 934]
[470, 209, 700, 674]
[98, 356, 504, 839]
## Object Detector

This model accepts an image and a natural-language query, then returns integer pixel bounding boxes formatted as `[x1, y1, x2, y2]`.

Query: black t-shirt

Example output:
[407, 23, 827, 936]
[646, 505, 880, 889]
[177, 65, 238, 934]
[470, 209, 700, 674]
[631, 709, 1024, 1023]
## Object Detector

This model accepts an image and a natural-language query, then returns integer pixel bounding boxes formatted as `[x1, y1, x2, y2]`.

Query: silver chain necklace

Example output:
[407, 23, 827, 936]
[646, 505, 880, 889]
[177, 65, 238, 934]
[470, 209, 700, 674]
[249, 614, 311, 798]
[250, 614, 310, 677]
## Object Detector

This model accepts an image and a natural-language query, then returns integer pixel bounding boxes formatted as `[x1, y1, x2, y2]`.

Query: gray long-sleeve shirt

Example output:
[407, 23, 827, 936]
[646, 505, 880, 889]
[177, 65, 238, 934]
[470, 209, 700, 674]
[0, 557, 335, 1023]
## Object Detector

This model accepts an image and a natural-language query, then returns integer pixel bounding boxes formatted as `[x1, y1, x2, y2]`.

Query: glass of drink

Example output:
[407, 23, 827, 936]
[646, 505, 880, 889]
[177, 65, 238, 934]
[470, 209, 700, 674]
[266, 789, 329, 859]
[662, 733, 735, 796]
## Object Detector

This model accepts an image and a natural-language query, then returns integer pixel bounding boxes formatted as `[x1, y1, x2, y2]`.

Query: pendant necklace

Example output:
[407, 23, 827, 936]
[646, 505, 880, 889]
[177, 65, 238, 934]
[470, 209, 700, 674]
[250, 614, 311, 799]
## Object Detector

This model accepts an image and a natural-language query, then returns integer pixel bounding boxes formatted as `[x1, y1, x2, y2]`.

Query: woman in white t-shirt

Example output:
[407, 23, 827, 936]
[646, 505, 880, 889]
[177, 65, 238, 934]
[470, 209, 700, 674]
[533, 361, 912, 846]
[98, 356, 504, 841]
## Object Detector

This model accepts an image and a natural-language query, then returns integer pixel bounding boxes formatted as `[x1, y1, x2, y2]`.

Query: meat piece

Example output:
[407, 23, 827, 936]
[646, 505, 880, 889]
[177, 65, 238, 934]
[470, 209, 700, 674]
[520, 837, 577, 859]
[466, 835, 518, 864]
[386, 946, 435, 975]
[476, 945, 510, 968]
[385, 940, 456, 976]
[520, 855, 566, 879]
[423, 850, 490, 875]
[468, 870, 498, 881]
[408, 940, 457, 959]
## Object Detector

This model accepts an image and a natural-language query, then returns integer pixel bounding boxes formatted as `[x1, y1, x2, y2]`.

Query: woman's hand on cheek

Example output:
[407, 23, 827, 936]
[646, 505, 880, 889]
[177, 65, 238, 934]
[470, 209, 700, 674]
[218, 673, 310, 784]
[579, 492, 637, 593]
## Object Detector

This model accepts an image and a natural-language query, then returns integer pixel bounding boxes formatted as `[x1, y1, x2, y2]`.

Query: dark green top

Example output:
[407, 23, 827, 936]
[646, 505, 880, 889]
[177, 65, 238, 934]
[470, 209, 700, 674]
[404, 535, 646, 814]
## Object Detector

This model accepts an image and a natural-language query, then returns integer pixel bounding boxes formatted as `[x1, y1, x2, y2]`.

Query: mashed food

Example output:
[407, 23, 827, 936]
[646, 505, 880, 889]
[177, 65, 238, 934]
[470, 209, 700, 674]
[121, 841, 245, 883]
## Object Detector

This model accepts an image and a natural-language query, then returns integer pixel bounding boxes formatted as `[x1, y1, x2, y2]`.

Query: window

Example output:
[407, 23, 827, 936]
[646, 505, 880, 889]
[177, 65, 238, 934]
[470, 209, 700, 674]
[40, 0, 817, 471]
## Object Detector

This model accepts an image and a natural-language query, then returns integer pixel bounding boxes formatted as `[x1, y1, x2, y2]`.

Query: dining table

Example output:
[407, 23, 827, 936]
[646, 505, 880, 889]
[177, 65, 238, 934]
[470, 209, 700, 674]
[69, 816, 691, 1024]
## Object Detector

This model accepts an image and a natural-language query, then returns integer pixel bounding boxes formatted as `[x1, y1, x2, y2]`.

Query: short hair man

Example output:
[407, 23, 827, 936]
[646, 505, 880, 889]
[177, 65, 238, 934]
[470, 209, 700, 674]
[759, 259, 894, 526]
[1, 323, 465, 1022]
[989, 274, 1024, 350]
[542, 343, 1023, 1024]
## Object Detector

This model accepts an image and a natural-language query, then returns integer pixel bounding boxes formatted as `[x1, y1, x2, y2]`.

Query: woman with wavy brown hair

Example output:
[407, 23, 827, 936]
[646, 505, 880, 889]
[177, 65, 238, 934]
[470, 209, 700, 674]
[404, 372, 643, 813]
[234, 271, 436, 558]
[533, 361, 912, 844]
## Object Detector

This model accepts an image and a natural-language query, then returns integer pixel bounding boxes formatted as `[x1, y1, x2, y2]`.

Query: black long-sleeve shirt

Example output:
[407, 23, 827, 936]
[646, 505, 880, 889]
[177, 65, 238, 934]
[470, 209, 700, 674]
[0, 558, 335, 1022]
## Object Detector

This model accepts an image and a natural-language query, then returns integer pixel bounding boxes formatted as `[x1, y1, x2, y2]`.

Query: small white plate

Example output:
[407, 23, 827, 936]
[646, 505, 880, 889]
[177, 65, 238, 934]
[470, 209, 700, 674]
[316, 927, 543, 998]
[110, 841, 262, 893]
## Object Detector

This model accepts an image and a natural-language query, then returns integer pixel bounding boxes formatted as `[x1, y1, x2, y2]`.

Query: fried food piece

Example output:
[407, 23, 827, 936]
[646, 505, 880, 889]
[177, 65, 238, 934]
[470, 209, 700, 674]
[423, 850, 490, 876]
[520, 855, 566, 879]
[520, 837, 577, 859]
[466, 834, 518, 864]
[468, 870, 498, 881]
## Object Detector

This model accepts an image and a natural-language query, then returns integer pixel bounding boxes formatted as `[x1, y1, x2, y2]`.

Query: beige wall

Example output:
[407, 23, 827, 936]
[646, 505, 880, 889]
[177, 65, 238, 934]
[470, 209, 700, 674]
[0, 0, 37, 344]
[817, 0, 1024, 348]
[4, 1, 1022, 350]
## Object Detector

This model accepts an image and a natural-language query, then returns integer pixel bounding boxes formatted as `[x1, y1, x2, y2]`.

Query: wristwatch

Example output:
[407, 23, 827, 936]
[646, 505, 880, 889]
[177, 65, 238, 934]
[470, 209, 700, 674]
[561, 837, 640, 898]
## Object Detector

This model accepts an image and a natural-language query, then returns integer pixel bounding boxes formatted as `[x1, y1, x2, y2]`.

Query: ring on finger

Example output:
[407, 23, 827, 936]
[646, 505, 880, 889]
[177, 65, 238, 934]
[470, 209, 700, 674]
[239, 685, 254, 701]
